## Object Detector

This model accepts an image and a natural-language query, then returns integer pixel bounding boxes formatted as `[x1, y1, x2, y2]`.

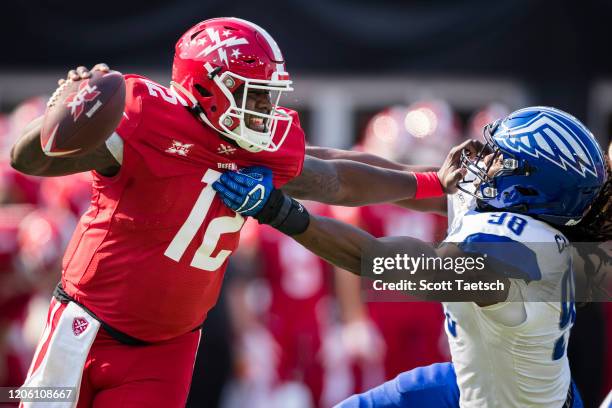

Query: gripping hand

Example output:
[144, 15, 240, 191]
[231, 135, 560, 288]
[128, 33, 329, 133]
[212, 166, 273, 216]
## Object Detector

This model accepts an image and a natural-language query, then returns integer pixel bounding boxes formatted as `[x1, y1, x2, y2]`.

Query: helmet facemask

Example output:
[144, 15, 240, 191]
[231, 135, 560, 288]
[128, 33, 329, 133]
[172, 64, 293, 153]
[458, 120, 522, 202]
[212, 66, 293, 152]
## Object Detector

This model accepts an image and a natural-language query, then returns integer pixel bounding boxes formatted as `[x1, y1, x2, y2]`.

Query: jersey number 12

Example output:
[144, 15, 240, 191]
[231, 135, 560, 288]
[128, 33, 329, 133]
[164, 169, 245, 271]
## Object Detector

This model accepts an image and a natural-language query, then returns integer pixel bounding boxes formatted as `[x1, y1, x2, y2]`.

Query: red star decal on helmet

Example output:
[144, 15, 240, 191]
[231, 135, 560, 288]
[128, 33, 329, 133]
[64, 80, 101, 121]
[197, 28, 249, 67]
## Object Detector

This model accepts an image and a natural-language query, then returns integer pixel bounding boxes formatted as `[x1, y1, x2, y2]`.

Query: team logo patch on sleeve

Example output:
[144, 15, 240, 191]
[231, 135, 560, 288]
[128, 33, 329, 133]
[166, 140, 193, 156]
[217, 143, 236, 155]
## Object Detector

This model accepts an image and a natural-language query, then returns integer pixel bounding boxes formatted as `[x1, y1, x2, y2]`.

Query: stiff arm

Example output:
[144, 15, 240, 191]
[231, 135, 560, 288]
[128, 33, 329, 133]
[281, 154, 419, 206]
[292, 213, 509, 305]
[281, 139, 484, 208]
[303, 146, 447, 214]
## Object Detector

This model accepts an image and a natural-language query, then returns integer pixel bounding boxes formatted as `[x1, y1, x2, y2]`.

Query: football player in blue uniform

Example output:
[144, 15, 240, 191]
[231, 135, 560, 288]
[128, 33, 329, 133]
[214, 107, 609, 407]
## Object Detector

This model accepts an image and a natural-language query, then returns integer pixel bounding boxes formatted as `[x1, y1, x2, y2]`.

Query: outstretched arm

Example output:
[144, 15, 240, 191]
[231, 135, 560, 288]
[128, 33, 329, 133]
[305, 145, 446, 214]
[289, 213, 507, 304]
[282, 140, 482, 209]
[282, 140, 480, 208]
[213, 140, 507, 304]
[214, 139, 479, 219]
[281, 155, 419, 206]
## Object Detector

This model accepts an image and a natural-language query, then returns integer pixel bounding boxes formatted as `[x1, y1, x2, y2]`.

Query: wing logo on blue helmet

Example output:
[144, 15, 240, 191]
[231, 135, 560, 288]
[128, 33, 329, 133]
[458, 106, 606, 226]
[495, 111, 598, 178]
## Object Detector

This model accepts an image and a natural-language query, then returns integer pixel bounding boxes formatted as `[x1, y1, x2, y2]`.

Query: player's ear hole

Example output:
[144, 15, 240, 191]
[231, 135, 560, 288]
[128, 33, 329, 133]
[194, 84, 212, 97]
[515, 187, 538, 196]
[190, 29, 205, 40]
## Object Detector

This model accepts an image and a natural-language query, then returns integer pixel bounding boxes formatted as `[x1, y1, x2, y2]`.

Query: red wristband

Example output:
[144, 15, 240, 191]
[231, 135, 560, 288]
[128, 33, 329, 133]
[414, 172, 444, 199]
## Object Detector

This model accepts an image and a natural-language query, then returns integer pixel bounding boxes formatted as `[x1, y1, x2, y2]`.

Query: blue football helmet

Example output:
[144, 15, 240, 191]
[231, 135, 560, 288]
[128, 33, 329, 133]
[459, 106, 607, 226]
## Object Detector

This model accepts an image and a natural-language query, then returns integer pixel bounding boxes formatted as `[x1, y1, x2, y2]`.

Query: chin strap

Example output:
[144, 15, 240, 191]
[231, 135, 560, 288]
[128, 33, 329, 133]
[234, 134, 263, 152]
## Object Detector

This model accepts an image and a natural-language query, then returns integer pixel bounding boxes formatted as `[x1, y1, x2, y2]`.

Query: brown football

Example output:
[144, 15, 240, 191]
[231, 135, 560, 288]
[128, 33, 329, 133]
[41, 70, 125, 157]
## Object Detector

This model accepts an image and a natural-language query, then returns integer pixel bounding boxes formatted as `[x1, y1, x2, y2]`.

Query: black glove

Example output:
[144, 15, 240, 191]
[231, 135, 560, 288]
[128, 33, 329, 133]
[254, 189, 310, 236]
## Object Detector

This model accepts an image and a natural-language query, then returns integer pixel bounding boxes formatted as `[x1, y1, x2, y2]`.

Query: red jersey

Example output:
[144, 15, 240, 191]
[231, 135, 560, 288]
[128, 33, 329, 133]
[62, 75, 305, 342]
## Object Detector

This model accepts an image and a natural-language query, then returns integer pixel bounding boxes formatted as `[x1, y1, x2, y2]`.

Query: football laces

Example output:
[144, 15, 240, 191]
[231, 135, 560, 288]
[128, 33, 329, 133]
[47, 79, 73, 108]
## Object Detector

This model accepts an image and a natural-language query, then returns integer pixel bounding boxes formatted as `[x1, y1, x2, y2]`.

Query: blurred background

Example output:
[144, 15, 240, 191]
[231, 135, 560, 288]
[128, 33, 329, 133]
[0, 1, 611, 407]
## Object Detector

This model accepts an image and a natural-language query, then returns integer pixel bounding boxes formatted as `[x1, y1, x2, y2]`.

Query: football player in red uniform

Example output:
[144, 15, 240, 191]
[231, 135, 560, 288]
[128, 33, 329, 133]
[9, 18, 456, 408]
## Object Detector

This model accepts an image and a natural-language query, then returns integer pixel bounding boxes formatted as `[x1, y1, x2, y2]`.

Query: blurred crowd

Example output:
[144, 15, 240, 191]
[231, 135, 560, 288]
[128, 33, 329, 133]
[0, 97, 610, 408]
[0, 96, 89, 403]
